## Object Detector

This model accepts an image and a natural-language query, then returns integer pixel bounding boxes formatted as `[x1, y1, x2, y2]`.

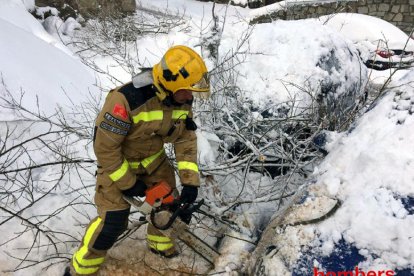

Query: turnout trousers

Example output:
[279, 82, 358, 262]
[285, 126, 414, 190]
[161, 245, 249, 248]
[70, 158, 177, 276]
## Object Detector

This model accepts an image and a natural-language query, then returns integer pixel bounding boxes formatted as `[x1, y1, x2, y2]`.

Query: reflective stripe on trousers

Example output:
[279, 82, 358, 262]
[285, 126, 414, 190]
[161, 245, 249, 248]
[147, 234, 174, 251]
[72, 218, 104, 275]
[177, 161, 199, 173]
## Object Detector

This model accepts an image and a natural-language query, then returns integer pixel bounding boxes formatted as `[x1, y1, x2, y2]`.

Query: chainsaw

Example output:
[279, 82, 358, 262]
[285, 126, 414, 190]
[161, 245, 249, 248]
[123, 181, 221, 265]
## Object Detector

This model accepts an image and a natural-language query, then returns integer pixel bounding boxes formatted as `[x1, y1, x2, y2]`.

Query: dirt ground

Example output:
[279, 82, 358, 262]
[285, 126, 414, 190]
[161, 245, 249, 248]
[97, 228, 212, 276]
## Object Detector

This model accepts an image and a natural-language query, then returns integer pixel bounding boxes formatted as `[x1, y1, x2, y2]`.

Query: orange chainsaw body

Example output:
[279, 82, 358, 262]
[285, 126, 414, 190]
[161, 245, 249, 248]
[145, 180, 175, 206]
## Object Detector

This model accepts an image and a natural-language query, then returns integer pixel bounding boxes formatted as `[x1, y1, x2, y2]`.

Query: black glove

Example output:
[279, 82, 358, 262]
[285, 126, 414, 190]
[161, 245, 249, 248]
[121, 179, 147, 197]
[185, 117, 197, 131]
[180, 185, 198, 204]
[179, 209, 193, 224]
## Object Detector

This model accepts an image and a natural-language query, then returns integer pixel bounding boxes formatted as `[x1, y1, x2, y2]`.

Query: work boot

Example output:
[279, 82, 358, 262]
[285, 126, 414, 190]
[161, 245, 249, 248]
[63, 266, 72, 276]
[149, 247, 179, 258]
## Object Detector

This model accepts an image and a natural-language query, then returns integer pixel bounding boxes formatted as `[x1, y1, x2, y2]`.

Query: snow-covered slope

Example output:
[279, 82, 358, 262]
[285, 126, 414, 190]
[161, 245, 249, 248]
[0, 1, 98, 119]
[0, 2, 100, 275]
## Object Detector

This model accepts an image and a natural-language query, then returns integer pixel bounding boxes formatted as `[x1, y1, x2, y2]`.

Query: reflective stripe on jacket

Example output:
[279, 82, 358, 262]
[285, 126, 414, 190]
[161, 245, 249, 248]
[93, 70, 200, 190]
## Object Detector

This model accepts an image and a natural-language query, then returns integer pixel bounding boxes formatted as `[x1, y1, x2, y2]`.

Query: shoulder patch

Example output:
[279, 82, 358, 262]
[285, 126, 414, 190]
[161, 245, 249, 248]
[118, 82, 156, 110]
[112, 103, 128, 119]
[100, 121, 128, 136]
[104, 113, 131, 129]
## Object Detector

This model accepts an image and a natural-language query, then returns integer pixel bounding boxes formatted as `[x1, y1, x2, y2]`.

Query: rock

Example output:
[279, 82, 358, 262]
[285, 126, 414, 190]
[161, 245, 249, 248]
[34, 0, 136, 19]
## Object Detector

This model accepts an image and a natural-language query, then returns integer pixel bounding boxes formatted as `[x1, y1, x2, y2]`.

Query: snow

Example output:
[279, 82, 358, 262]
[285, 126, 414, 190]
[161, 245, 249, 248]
[261, 69, 414, 274]
[319, 13, 414, 52]
[318, 13, 414, 87]
[314, 72, 414, 268]
[247, 0, 358, 20]
[0, 2, 100, 275]
[217, 19, 366, 112]
[0, 1, 72, 55]
[0, 0, 413, 275]
[0, 1, 99, 120]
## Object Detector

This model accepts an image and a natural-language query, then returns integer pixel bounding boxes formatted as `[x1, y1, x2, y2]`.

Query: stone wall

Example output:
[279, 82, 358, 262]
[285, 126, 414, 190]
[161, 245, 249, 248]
[249, 0, 413, 35]
[34, 0, 412, 34]
[35, 0, 136, 19]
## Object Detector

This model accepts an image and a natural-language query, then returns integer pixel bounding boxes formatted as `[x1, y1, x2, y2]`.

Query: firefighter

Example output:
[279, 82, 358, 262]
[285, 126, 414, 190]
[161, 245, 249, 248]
[66, 45, 210, 276]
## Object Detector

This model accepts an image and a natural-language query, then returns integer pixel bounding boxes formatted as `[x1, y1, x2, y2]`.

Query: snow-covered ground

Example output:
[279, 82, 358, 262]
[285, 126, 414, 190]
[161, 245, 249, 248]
[0, 1, 100, 275]
[0, 0, 413, 275]
[0, 1, 100, 118]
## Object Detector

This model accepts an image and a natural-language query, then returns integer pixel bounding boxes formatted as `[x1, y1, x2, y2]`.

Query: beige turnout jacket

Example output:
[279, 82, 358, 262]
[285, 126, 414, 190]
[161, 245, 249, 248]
[93, 70, 200, 191]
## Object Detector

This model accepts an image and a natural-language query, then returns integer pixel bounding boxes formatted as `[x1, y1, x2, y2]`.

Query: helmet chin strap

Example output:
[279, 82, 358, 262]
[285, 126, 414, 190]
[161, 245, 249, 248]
[164, 94, 190, 107]
[153, 81, 183, 107]
[162, 95, 174, 107]
[153, 81, 168, 101]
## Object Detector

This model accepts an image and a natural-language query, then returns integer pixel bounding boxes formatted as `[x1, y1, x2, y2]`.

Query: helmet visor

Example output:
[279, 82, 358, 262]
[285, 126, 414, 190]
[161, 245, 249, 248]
[192, 73, 209, 90]
[191, 73, 210, 98]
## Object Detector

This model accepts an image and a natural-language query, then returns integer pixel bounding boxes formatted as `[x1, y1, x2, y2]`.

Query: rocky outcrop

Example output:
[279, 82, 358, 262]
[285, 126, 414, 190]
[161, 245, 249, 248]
[35, 0, 136, 19]
[249, 0, 413, 35]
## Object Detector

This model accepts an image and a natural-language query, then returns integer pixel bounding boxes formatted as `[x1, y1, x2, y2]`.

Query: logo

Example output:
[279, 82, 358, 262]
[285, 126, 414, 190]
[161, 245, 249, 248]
[112, 103, 128, 120]
[313, 267, 395, 276]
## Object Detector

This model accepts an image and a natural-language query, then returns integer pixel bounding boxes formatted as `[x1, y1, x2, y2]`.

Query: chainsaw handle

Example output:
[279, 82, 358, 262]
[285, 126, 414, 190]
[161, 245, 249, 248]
[150, 199, 204, 230]
[150, 204, 183, 230]
[184, 199, 204, 214]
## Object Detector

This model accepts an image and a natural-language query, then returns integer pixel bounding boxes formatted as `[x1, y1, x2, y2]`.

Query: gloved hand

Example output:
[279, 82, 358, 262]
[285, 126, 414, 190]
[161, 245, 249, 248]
[180, 185, 198, 204]
[121, 179, 147, 197]
[179, 209, 193, 224]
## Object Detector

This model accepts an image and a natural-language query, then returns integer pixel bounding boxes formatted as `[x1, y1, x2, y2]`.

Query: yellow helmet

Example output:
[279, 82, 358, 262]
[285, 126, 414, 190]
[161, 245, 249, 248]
[152, 45, 210, 100]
